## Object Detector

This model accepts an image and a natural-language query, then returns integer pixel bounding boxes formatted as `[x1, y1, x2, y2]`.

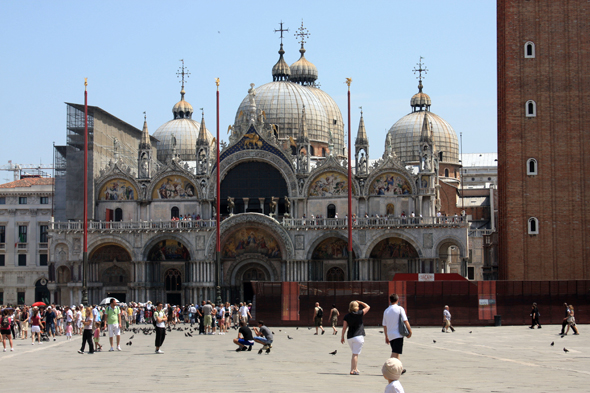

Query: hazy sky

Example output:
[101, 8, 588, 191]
[0, 1, 496, 178]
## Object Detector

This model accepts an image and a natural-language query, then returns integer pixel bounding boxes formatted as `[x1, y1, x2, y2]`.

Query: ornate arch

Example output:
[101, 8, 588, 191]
[227, 254, 279, 286]
[363, 166, 417, 197]
[364, 231, 423, 259]
[88, 237, 135, 261]
[207, 150, 298, 199]
[146, 161, 198, 201]
[305, 232, 361, 261]
[435, 236, 467, 259]
[142, 233, 194, 261]
[205, 213, 294, 260]
[95, 163, 142, 202]
[304, 156, 360, 197]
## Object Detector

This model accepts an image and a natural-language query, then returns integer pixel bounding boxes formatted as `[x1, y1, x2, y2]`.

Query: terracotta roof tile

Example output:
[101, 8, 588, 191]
[0, 177, 54, 189]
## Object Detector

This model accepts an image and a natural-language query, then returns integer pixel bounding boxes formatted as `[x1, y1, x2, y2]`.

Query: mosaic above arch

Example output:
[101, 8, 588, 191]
[152, 175, 197, 200]
[308, 171, 348, 197]
[312, 237, 354, 260]
[148, 240, 190, 261]
[370, 237, 418, 259]
[90, 244, 132, 263]
[222, 227, 281, 259]
[369, 172, 412, 196]
[99, 179, 137, 201]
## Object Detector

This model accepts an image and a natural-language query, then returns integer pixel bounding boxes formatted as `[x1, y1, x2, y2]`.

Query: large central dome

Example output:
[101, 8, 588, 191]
[234, 38, 344, 155]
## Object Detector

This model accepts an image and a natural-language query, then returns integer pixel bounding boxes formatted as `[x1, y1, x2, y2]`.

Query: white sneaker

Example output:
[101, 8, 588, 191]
[3, 348, 5, 352]
[117, 346, 122, 351]
[32, 342, 34, 345]
[109, 347, 114, 352]
[10, 348, 13, 351]
[38, 342, 42, 344]
[156, 349, 164, 354]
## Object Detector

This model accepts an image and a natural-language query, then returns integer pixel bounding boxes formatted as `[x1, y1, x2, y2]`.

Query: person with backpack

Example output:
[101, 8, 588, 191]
[314, 302, 325, 335]
[105, 298, 122, 351]
[1, 309, 14, 352]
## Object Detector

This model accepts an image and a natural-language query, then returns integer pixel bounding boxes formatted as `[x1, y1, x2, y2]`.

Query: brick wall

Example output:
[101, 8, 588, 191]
[498, 0, 590, 280]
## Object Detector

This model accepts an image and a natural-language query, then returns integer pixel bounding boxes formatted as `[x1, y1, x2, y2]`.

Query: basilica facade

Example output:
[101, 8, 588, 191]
[48, 30, 468, 306]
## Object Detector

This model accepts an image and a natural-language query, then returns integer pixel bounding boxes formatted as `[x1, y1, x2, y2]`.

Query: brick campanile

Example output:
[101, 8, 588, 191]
[498, 0, 590, 280]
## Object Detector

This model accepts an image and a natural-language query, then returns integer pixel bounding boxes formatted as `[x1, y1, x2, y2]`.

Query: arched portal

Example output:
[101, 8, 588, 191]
[437, 239, 464, 276]
[370, 237, 419, 279]
[165, 268, 183, 305]
[326, 266, 345, 281]
[35, 278, 50, 305]
[90, 244, 132, 303]
[234, 261, 271, 304]
[221, 161, 288, 216]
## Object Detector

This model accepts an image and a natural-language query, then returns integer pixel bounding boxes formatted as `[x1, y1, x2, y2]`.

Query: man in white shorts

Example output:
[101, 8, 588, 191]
[105, 298, 122, 351]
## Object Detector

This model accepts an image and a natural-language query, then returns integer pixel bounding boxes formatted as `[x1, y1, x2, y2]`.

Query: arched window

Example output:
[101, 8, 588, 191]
[526, 100, 536, 117]
[310, 145, 315, 156]
[439, 151, 444, 162]
[327, 204, 336, 218]
[114, 208, 123, 222]
[524, 41, 535, 58]
[165, 268, 182, 291]
[444, 168, 449, 177]
[527, 158, 538, 175]
[326, 266, 345, 281]
[171, 206, 179, 219]
[528, 217, 539, 235]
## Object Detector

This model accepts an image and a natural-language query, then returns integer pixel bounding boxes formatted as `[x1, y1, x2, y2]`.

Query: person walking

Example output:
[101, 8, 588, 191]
[105, 298, 122, 351]
[20, 306, 29, 340]
[30, 307, 44, 345]
[1, 309, 14, 352]
[529, 302, 541, 329]
[442, 305, 455, 333]
[560, 303, 570, 335]
[330, 304, 340, 335]
[565, 305, 580, 335]
[313, 302, 325, 335]
[202, 301, 213, 334]
[78, 306, 94, 354]
[45, 306, 57, 341]
[382, 293, 412, 367]
[341, 300, 370, 375]
[154, 302, 167, 354]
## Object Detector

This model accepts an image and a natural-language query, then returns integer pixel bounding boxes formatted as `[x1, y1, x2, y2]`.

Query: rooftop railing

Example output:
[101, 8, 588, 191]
[51, 220, 217, 232]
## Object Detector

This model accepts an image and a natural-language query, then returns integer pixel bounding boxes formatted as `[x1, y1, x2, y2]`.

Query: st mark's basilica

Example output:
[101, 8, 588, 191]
[49, 24, 468, 306]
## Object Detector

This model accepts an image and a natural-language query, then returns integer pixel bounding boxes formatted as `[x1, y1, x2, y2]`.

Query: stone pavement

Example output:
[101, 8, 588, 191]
[0, 324, 587, 392]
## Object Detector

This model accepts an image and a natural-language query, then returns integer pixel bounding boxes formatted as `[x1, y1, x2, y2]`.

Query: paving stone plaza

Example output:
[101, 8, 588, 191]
[1, 324, 587, 392]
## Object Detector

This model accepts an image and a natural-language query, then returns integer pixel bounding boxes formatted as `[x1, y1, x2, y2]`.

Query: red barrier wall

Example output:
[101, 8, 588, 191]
[252, 280, 590, 327]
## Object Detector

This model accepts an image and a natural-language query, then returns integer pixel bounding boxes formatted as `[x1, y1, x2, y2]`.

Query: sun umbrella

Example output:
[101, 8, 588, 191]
[99, 297, 120, 306]
[31, 302, 46, 307]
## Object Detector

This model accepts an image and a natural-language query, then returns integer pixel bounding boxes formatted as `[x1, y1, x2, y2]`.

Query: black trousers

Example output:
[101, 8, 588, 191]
[198, 316, 205, 334]
[155, 327, 166, 348]
[80, 329, 94, 353]
[531, 317, 540, 327]
[560, 320, 568, 334]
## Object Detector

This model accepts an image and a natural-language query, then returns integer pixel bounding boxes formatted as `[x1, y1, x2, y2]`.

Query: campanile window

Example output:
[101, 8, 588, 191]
[524, 41, 535, 58]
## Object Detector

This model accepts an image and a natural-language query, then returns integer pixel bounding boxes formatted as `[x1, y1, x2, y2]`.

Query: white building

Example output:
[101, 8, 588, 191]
[0, 177, 53, 305]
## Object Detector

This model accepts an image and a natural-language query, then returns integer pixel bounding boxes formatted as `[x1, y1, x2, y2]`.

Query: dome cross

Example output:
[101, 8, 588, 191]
[294, 21, 310, 49]
[413, 56, 428, 82]
[176, 59, 191, 93]
[274, 21, 289, 45]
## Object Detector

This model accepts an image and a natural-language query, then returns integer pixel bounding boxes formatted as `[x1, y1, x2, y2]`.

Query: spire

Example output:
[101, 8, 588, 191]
[197, 110, 208, 145]
[420, 111, 433, 144]
[298, 105, 308, 141]
[355, 108, 368, 146]
[411, 57, 432, 112]
[173, 60, 194, 119]
[273, 22, 291, 81]
[140, 111, 151, 149]
[177, 59, 190, 101]
[290, 21, 318, 85]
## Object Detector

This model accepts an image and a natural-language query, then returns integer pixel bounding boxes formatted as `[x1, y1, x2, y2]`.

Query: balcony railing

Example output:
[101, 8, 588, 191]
[38, 242, 48, 249]
[17, 243, 28, 249]
[0, 243, 4, 249]
[282, 216, 468, 229]
[468, 229, 494, 238]
[51, 220, 217, 233]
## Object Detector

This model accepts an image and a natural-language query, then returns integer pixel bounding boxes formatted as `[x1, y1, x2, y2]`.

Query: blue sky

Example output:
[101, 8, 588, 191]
[0, 1, 496, 178]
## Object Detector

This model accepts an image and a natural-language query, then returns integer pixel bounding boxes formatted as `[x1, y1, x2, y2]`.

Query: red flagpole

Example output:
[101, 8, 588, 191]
[215, 78, 221, 304]
[346, 78, 353, 279]
[82, 78, 89, 305]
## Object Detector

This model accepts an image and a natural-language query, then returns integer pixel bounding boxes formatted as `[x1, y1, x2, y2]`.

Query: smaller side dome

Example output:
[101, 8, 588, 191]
[290, 47, 318, 85]
[173, 88, 194, 119]
[272, 44, 291, 81]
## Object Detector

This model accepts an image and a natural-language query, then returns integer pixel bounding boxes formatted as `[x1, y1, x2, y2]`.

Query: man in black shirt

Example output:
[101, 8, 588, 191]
[45, 307, 57, 341]
[233, 321, 254, 351]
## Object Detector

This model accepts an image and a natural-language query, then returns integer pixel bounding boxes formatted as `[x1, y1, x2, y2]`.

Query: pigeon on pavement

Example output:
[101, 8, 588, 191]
[329, 350, 337, 355]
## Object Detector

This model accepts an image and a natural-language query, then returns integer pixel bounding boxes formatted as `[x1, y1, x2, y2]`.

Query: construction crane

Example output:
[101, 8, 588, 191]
[0, 160, 53, 182]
